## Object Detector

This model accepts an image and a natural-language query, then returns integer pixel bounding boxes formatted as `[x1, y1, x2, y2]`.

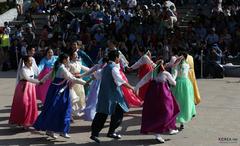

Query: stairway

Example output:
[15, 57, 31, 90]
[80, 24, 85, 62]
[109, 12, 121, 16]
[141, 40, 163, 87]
[176, 4, 198, 31]
[7, 3, 200, 41]
[9, 13, 48, 37]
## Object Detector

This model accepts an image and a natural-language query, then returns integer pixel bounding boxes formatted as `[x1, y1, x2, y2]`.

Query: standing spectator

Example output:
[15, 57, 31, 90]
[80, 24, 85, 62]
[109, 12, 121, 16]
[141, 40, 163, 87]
[16, 0, 24, 15]
[24, 26, 36, 46]
[207, 44, 224, 78]
[0, 22, 11, 61]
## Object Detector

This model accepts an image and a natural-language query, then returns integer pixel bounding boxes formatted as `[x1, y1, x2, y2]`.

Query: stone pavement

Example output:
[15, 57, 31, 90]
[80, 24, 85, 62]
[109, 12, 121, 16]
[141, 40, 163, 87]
[0, 71, 239, 146]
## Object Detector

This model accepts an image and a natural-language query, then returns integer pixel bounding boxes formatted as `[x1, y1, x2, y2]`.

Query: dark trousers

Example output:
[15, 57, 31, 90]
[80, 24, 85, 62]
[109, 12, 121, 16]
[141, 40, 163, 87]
[91, 104, 124, 137]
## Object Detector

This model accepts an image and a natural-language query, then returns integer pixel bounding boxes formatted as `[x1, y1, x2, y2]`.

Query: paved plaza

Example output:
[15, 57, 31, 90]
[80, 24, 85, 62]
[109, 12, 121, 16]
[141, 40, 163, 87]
[0, 71, 239, 146]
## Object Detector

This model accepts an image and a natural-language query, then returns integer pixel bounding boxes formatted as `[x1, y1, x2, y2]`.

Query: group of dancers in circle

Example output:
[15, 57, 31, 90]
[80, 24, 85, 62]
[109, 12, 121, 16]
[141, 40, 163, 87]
[8, 40, 201, 143]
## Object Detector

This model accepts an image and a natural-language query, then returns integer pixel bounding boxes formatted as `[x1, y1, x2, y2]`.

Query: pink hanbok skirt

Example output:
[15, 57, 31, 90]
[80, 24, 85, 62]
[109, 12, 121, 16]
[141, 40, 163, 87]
[36, 67, 52, 104]
[9, 80, 38, 127]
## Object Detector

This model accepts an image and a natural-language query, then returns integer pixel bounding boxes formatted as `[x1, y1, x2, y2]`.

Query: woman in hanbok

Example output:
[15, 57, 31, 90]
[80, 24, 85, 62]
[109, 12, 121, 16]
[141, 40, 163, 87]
[69, 51, 90, 117]
[33, 53, 87, 139]
[119, 67, 143, 108]
[135, 61, 180, 143]
[9, 55, 41, 129]
[186, 53, 201, 105]
[17, 46, 39, 77]
[129, 50, 156, 100]
[165, 47, 179, 69]
[36, 48, 58, 104]
[171, 53, 196, 129]
[70, 56, 108, 121]
[73, 41, 93, 95]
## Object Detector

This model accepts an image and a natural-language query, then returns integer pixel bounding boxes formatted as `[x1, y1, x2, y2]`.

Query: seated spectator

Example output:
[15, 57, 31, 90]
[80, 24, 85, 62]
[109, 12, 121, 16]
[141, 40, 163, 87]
[205, 27, 219, 47]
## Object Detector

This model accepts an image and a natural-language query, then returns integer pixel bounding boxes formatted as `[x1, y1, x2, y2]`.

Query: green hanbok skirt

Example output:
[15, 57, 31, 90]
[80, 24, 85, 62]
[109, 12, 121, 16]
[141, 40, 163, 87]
[172, 76, 196, 123]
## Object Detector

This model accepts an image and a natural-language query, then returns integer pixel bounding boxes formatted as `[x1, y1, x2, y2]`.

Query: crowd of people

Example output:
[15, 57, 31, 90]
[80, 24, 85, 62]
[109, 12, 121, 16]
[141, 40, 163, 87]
[0, 0, 239, 143]
[1, 0, 240, 78]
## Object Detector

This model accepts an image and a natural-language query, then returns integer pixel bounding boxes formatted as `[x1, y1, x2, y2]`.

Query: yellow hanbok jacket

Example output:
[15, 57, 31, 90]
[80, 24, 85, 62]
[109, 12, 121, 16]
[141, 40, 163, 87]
[186, 54, 201, 105]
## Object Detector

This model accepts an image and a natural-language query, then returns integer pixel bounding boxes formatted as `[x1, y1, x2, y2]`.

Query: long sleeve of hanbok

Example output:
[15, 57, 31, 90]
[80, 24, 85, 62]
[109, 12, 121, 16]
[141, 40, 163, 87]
[94, 69, 102, 80]
[16, 59, 23, 84]
[62, 67, 86, 85]
[21, 68, 40, 84]
[142, 55, 156, 68]
[166, 56, 177, 68]
[171, 67, 178, 80]
[130, 56, 143, 69]
[78, 64, 100, 78]
[130, 55, 156, 69]
[31, 57, 40, 76]
[38, 58, 46, 73]
[81, 65, 90, 72]
[135, 71, 152, 90]
[165, 71, 176, 86]
[112, 67, 126, 86]
[119, 51, 129, 67]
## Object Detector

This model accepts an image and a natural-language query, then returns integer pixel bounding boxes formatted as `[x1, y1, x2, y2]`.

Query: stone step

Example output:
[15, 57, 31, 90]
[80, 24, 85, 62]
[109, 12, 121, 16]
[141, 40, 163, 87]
[32, 14, 48, 19]
[34, 21, 48, 26]
[9, 20, 25, 26]
[178, 25, 189, 30]
[17, 15, 25, 20]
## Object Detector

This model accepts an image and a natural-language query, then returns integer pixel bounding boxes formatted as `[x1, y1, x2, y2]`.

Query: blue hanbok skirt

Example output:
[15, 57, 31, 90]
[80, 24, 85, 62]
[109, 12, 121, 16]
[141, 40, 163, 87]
[34, 78, 72, 133]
